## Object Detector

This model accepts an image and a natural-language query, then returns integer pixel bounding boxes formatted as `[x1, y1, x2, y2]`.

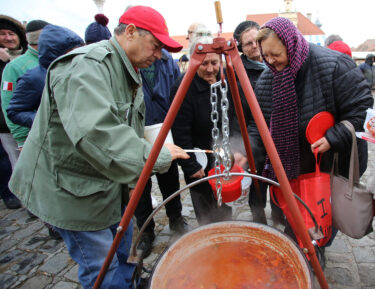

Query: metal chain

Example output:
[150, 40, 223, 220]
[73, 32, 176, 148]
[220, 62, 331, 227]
[220, 81, 230, 179]
[210, 81, 222, 206]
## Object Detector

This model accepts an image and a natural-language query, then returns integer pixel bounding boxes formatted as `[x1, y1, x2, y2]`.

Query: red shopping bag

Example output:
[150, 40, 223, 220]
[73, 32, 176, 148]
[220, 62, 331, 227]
[270, 150, 332, 247]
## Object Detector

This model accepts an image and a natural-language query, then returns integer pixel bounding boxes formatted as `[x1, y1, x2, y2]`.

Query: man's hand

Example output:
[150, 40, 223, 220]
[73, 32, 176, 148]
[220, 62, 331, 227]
[190, 168, 205, 179]
[0, 48, 10, 62]
[164, 143, 190, 160]
[311, 137, 331, 153]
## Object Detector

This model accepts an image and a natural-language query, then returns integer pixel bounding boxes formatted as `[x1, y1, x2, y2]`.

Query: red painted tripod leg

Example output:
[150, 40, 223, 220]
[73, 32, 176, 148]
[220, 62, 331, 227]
[224, 55, 262, 196]
[228, 48, 329, 289]
[93, 53, 206, 289]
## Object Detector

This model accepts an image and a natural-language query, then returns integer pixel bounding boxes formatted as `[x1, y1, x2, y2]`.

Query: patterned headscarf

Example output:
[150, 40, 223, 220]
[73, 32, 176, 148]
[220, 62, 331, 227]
[260, 17, 309, 181]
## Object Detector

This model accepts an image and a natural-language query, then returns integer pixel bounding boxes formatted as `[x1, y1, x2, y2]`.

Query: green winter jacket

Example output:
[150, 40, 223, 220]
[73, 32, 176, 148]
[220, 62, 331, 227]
[1, 46, 38, 146]
[9, 37, 172, 231]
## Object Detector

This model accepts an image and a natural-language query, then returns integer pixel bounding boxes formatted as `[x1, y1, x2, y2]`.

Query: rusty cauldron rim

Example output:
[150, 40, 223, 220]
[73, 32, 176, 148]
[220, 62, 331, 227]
[148, 221, 313, 289]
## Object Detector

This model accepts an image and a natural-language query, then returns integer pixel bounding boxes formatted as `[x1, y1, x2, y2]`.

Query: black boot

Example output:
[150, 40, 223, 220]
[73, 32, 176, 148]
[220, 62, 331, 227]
[169, 216, 191, 234]
[250, 205, 267, 225]
[48, 227, 62, 240]
[271, 207, 285, 226]
[137, 231, 155, 258]
[3, 196, 21, 209]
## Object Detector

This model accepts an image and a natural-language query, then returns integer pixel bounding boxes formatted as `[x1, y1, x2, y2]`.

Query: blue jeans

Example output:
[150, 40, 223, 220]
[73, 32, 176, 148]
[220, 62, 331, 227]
[55, 218, 135, 289]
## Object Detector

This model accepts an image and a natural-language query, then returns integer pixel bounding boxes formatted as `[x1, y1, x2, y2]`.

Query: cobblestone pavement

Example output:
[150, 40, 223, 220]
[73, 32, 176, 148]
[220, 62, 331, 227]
[1, 110, 375, 288]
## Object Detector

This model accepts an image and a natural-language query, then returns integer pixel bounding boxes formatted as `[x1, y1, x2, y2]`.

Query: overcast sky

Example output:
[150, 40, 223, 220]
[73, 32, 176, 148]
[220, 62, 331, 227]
[2, 0, 374, 48]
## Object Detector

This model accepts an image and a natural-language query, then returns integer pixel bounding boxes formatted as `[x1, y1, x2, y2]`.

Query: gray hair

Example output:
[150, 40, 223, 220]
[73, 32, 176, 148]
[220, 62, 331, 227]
[114, 23, 150, 36]
[189, 35, 213, 57]
[324, 34, 343, 47]
[193, 26, 212, 40]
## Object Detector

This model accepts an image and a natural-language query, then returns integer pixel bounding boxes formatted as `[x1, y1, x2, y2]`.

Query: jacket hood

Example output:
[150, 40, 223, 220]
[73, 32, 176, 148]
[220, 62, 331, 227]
[38, 24, 84, 69]
[365, 54, 374, 65]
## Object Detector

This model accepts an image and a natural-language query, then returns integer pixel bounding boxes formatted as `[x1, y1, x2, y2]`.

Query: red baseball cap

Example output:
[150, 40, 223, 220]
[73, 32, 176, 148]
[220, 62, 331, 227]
[119, 6, 182, 53]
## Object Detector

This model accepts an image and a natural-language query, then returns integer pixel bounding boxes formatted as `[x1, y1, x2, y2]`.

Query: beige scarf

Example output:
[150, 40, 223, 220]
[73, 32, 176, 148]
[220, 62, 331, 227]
[8, 48, 23, 60]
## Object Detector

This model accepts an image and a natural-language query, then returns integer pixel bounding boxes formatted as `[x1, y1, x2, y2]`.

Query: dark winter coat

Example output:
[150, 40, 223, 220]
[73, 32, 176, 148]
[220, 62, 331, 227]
[359, 54, 375, 89]
[237, 54, 266, 128]
[250, 43, 373, 178]
[171, 73, 235, 181]
[141, 48, 180, 125]
[7, 25, 84, 128]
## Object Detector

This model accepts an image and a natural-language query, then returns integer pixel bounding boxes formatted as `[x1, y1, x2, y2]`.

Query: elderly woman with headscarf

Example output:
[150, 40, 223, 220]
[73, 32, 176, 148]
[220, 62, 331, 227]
[246, 17, 373, 248]
[171, 35, 235, 225]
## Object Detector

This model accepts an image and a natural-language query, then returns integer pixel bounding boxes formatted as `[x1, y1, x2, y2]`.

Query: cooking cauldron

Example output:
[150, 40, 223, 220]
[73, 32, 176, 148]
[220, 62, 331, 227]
[149, 221, 312, 289]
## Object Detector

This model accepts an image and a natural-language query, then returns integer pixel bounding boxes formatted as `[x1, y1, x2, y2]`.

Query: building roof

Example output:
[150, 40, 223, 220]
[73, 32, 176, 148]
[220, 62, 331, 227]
[355, 39, 375, 52]
[246, 12, 325, 35]
[171, 12, 325, 51]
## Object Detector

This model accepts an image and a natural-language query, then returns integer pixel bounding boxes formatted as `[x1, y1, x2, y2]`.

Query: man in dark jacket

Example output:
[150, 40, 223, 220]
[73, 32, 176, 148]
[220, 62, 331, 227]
[359, 54, 375, 90]
[135, 48, 189, 258]
[0, 15, 27, 209]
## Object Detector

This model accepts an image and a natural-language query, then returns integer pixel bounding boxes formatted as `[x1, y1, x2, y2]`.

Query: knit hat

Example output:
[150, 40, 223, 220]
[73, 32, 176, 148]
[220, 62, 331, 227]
[85, 14, 112, 44]
[25, 20, 49, 45]
[119, 6, 182, 53]
[233, 21, 260, 52]
[327, 40, 352, 57]
[0, 15, 27, 52]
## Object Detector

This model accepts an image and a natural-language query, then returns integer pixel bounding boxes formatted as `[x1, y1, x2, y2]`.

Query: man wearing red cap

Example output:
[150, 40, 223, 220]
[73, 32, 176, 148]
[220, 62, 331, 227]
[9, 6, 186, 289]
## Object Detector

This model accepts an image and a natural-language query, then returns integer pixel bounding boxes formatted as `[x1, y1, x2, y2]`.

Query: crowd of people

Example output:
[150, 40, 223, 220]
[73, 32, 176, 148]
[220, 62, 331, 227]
[0, 5, 373, 289]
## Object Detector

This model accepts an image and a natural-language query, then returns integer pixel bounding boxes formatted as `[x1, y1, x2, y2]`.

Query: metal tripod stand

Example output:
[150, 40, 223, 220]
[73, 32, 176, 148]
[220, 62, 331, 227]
[93, 36, 329, 289]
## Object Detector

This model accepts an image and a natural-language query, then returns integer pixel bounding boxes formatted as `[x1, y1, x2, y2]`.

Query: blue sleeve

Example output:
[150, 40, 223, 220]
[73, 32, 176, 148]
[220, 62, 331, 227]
[6, 69, 45, 128]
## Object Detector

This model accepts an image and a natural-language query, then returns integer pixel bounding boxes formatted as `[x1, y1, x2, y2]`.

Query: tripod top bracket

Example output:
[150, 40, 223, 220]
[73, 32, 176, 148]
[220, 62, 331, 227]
[193, 37, 236, 56]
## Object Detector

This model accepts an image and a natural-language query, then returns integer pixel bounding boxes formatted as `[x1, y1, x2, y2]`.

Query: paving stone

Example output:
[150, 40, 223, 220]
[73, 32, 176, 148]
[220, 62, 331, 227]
[51, 280, 80, 289]
[326, 252, 355, 263]
[18, 274, 53, 288]
[64, 265, 79, 283]
[39, 252, 71, 275]
[353, 246, 375, 263]
[12, 221, 44, 241]
[324, 266, 358, 286]
[0, 249, 23, 272]
[10, 251, 47, 274]
[326, 238, 352, 254]
[0, 225, 21, 240]
[0, 219, 13, 228]
[349, 235, 375, 247]
[0, 273, 18, 289]
[181, 206, 194, 216]
[6, 209, 27, 222]
[39, 239, 65, 254]
[0, 234, 19, 254]
[358, 263, 375, 285]
[19, 234, 50, 250]
[154, 234, 170, 244]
